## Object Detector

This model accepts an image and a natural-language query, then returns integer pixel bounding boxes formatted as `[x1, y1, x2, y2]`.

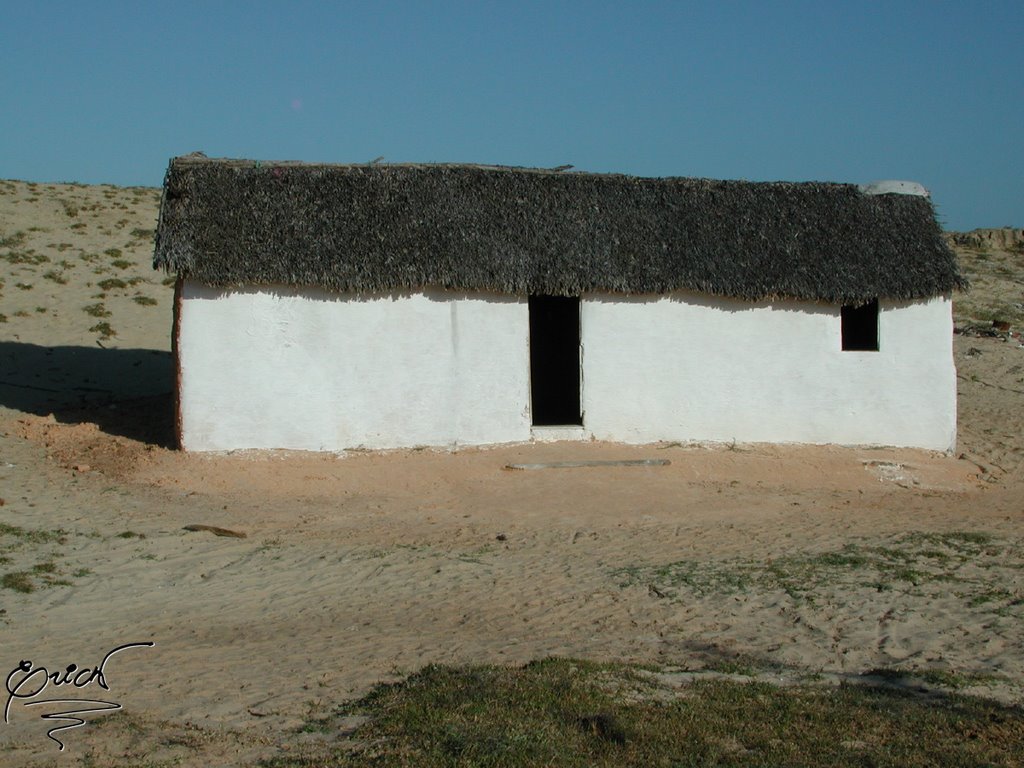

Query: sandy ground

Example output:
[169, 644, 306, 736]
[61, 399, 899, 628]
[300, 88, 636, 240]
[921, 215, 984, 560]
[1, 180, 1023, 765]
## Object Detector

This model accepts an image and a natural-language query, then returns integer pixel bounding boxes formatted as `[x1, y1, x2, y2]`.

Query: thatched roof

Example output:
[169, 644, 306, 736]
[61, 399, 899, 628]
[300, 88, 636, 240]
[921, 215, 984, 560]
[154, 156, 965, 303]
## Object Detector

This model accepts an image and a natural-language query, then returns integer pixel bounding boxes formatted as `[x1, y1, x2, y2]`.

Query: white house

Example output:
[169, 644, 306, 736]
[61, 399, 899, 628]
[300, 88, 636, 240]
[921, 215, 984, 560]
[154, 156, 965, 453]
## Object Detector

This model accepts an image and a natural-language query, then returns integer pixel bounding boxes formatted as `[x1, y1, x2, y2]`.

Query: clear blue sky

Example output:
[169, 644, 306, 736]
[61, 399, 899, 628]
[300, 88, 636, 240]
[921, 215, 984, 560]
[2, 1, 1020, 231]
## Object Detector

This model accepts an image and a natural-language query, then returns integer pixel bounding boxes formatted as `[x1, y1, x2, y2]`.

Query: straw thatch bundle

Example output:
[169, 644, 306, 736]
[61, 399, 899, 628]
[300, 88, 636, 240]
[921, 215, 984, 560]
[154, 156, 965, 303]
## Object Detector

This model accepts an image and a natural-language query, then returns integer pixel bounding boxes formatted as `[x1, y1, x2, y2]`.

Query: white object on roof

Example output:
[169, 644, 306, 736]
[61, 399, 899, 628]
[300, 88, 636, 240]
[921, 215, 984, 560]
[858, 180, 930, 197]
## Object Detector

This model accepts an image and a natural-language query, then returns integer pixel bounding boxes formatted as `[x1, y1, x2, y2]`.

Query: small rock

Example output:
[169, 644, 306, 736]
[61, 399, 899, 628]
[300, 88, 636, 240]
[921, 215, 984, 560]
[495, 533, 508, 541]
[73, 464, 91, 473]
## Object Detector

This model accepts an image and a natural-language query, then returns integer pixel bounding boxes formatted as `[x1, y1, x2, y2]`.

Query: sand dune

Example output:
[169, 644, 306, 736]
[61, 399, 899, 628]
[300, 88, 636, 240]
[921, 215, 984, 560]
[1, 179, 1022, 765]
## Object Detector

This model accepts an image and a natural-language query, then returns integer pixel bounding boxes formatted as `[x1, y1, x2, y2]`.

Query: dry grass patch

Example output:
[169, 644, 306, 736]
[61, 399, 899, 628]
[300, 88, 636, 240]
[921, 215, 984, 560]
[952, 242, 1024, 328]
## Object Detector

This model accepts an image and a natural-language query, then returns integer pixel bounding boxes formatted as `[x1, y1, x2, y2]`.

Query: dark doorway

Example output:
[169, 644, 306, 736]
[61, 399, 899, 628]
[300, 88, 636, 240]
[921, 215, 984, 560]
[529, 295, 582, 426]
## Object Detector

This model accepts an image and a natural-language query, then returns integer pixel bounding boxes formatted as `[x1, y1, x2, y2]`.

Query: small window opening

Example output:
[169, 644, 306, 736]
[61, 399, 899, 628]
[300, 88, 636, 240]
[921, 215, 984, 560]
[841, 298, 879, 351]
[529, 295, 582, 426]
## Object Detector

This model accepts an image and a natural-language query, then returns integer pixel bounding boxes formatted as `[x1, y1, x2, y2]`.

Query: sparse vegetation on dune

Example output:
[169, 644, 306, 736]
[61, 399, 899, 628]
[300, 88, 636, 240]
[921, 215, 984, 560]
[0, 523, 83, 593]
[0, 178, 166, 344]
[949, 228, 1024, 328]
[89, 320, 117, 338]
[83, 302, 111, 317]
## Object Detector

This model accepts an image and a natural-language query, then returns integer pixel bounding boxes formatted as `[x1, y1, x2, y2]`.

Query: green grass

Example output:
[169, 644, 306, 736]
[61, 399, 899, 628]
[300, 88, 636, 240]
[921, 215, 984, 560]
[0, 522, 68, 544]
[43, 269, 69, 284]
[617, 558, 759, 597]
[0, 230, 28, 248]
[1, 565, 73, 593]
[89, 321, 117, 338]
[701, 654, 762, 677]
[865, 666, 1005, 691]
[1, 571, 36, 593]
[99, 277, 128, 290]
[967, 587, 1017, 607]
[133, 294, 158, 306]
[258, 659, 1024, 767]
[2, 249, 49, 265]
[613, 530, 1022, 607]
[0, 524, 87, 594]
[84, 302, 111, 317]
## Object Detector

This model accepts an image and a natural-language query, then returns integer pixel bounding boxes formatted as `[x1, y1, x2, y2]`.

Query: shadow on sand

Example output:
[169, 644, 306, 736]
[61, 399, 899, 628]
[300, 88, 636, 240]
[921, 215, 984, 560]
[0, 341, 175, 448]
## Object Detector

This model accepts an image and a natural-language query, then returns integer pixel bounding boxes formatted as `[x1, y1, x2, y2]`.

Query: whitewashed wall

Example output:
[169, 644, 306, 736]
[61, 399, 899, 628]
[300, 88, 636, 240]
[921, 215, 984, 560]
[178, 282, 956, 452]
[580, 291, 956, 451]
[178, 282, 531, 451]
